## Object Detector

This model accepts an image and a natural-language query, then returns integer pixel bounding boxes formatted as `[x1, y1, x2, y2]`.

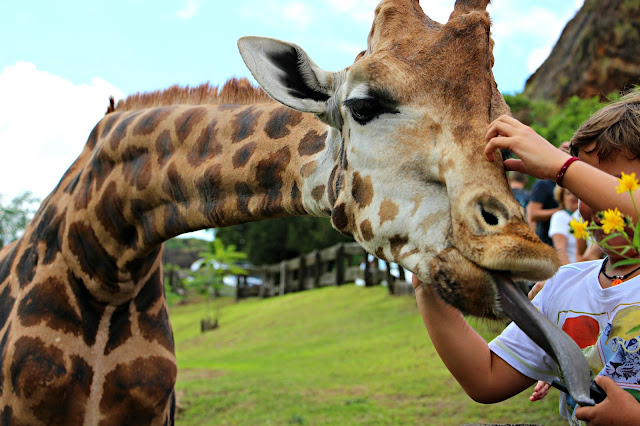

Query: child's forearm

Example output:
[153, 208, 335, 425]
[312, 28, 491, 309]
[562, 161, 639, 220]
[414, 279, 534, 402]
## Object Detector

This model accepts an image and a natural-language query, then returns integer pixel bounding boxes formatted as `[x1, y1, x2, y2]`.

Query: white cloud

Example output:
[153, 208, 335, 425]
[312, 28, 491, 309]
[0, 62, 123, 200]
[177, 0, 201, 20]
[283, 2, 313, 30]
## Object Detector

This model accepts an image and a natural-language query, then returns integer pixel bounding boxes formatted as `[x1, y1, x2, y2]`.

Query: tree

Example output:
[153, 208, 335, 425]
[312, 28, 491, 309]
[186, 238, 248, 330]
[215, 216, 353, 265]
[0, 192, 39, 247]
[504, 91, 621, 146]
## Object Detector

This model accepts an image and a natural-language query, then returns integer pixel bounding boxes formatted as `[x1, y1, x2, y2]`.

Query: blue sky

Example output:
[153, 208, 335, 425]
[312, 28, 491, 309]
[0, 0, 583, 206]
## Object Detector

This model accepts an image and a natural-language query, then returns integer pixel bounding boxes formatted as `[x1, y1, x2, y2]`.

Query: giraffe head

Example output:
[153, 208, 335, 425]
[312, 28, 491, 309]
[239, 0, 559, 318]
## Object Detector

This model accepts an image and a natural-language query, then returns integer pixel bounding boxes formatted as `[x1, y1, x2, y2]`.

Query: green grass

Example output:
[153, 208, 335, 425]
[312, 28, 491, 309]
[171, 285, 565, 425]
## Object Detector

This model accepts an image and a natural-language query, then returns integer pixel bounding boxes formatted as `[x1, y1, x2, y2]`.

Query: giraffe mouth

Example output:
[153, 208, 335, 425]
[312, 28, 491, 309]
[492, 272, 594, 407]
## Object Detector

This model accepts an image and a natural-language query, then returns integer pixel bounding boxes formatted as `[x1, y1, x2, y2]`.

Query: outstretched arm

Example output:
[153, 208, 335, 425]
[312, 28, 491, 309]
[485, 115, 638, 220]
[413, 276, 534, 403]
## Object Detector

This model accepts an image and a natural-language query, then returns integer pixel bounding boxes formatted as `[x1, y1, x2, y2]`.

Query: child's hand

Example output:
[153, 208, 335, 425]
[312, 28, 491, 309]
[485, 115, 570, 180]
[575, 376, 640, 424]
[529, 381, 550, 402]
[527, 281, 545, 300]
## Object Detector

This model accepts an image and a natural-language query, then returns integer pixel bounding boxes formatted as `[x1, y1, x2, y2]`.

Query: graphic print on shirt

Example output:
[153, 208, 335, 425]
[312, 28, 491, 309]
[560, 305, 640, 399]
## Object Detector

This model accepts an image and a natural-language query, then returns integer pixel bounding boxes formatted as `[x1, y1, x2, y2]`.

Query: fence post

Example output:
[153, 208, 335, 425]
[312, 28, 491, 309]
[298, 255, 306, 292]
[313, 249, 321, 288]
[234, 275, 242, 301]
[259, 268, 267, 298]
[363, 250, 373, 286]
[279, 261, 288, 296]
[385, 261, 394, 294]
[335, 243, 345, 286]
[397, 265, 406, 281]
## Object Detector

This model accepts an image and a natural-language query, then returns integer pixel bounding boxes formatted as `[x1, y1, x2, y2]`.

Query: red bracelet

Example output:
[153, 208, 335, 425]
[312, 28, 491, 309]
[555, 156, 580, 187]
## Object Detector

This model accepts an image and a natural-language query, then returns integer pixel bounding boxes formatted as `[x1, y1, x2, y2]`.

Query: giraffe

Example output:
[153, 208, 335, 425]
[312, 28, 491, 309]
[0, 0, 592, 424]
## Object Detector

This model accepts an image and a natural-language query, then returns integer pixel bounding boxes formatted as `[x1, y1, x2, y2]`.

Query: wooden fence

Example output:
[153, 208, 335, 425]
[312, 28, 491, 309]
[234, 242, 414, 300]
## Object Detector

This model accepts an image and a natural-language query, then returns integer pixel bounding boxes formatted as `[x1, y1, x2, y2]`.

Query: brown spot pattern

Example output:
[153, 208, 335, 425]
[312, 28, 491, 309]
[235, 182, 254, 216]
[133, 107, 175, 136]
[360, 219, 374, 241]
[91, 149, 116, 193]
[331, 203, 350, 234]
[95, 182, 139, 248]
[109, 111, 142, 150]
[298, 130, 327, 156]
[100, 356, 176, 426]
[18, 277, 84, 337]
[135, 270, 174, 352]
[379, 199, 399, 225]
[231, 106, 262, 143]
[352, 172, 374, 208]
[256, 146, 292, 204]
[174, 107, 208, 144]
[264, 107, 304, 139]
[196, 164, 223, 210]
[10, 336, 93, 424]
[188, 119, 221, 167]
[121, 146, 152, 191]
[155, 130, 174, 167]
[389, 234, 409, 259]
[300, 161, 318, 178]
[311, 185, 325, 203]
[232, 142, 257, 169]
[162, 164, 189, 205]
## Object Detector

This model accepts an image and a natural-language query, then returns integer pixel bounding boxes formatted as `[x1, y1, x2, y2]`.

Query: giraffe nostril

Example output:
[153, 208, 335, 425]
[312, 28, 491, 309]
[481, 206, 499, 226]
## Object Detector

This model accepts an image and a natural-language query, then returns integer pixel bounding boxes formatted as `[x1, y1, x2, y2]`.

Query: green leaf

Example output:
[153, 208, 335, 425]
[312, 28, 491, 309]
[609, 258, 640, 268]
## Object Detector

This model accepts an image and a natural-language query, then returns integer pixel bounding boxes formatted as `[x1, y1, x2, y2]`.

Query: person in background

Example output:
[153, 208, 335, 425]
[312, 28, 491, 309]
[527, 142, 571, 244]
[508, 171, 530, 210]
[527, 178, 560, 245]
[549, 185, 580, 265]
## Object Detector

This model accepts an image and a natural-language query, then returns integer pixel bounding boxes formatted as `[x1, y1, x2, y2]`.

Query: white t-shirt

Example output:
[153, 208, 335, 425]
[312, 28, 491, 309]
[489, 260, 640, 422]
[548, 210, 578, 263]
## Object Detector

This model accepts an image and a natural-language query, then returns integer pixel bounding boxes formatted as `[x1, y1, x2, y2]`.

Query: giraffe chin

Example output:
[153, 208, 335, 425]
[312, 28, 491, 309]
[428, 247, 503, 319]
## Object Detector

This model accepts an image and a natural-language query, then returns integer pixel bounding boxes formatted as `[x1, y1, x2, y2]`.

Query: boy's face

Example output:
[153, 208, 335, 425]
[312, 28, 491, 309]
[578, 144, 640, 249]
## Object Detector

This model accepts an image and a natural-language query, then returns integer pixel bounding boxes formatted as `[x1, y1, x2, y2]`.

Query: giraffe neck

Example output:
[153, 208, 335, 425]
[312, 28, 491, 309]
[50, 102, 335, 298]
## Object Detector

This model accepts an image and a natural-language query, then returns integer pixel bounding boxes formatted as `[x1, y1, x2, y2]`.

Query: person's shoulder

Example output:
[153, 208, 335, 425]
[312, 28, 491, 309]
[530, 179, 555, 200]
[546, 260, 600, 289]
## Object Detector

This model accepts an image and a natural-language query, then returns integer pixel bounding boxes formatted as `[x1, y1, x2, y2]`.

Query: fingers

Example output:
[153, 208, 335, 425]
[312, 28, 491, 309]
[594, 375, 616, 393]
[484, 121, 517, 161]
[502, 158, 525, 173]
[529, 381, 551, 402]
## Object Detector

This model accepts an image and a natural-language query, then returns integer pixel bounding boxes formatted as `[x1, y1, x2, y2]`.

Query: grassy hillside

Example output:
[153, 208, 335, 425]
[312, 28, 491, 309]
[171, 285, 565, 425]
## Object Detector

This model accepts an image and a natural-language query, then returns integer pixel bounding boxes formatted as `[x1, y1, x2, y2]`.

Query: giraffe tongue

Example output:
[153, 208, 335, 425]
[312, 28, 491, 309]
[492, 272, 595, 407]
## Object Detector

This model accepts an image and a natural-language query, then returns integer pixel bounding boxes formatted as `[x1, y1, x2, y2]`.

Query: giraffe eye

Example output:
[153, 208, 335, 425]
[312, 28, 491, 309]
[344, 98, 381, 124]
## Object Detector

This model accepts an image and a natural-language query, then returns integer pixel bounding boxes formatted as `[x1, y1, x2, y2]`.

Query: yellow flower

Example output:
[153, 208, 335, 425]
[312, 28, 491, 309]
[616, 172, 640, 194]
[569, 217, 590, 240]
[601, 208, 625, 234]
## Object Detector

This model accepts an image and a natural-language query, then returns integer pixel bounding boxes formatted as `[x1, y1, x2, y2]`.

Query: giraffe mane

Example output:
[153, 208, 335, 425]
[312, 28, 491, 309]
[109, 77, 273, 114]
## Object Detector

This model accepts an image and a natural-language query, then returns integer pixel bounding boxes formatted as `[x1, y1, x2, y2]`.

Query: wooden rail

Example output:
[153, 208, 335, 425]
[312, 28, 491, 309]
[234, 242, 413, 300]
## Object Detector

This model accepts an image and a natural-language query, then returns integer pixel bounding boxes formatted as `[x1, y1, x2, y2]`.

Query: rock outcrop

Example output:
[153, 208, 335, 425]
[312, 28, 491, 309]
[524, 0, 640, 102]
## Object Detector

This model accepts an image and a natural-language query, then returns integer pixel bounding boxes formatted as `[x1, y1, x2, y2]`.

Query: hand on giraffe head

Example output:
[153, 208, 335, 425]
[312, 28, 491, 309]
[484, 115, 571, 181]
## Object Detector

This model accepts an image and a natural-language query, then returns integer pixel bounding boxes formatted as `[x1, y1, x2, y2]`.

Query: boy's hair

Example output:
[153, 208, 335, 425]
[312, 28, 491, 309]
[570, 90, 640, 161]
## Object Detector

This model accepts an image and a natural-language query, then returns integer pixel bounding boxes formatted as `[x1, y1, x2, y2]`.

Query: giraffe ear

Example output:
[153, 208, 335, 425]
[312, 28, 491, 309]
[238, 36, 338, 114]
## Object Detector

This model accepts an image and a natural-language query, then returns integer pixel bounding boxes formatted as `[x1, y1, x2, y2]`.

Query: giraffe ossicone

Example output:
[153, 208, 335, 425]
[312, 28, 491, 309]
[0, 0, 593, 424]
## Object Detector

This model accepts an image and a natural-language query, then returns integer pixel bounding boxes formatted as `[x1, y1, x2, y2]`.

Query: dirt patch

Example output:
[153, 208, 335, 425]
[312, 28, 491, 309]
[178, 368, 228, 381]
